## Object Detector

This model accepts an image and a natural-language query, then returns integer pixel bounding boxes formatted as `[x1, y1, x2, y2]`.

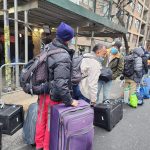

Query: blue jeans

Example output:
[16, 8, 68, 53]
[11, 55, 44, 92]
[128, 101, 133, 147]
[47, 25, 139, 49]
[72, 85, 90, 103]
[97, 80, 112, 103]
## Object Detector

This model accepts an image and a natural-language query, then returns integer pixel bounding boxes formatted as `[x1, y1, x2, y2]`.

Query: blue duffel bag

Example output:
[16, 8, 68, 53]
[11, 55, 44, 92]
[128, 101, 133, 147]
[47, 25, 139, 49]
[142, 78, 150, 99]
[137, 86, 144, 105]
[142, 86, 150, 99]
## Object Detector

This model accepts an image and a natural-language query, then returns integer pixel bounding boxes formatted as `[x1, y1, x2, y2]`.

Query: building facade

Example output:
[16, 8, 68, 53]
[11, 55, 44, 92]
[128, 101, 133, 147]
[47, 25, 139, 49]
[71, 0, 150, 51]
[145, 2, 150, 51]
[0, 0, 127, 61]
[70, 0, 129, 52]
[125, 0, 150, 49]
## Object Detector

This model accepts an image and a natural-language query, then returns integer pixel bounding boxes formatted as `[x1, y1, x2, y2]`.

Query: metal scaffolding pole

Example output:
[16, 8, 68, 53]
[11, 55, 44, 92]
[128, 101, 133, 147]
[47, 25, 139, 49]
[14, 0, 19, 88]
[75, 26, 79, 52]
[91, 31, 95, 51]
[108, 0, 113, 20]
[24, 10, 28, 64]
[3, 0, 11, 88]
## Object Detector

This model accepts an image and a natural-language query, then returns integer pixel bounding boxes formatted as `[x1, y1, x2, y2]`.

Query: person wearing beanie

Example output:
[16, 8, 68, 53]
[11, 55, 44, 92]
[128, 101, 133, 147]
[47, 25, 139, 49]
[35, 22, 78, 150]
[56, 22, 74, 42]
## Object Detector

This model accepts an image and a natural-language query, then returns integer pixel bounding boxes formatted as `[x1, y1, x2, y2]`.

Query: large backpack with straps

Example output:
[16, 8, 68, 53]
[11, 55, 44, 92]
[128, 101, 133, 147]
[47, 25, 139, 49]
[71, 55, 86, 85]
[20, 48, 65, 95]
[141, 55, 148, 74]
[71, 55, 98, 85]
[123, 55, 135, 77]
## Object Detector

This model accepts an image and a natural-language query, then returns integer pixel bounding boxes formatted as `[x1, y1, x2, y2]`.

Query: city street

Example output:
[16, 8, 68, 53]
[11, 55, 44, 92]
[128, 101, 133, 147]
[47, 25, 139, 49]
[94, 100, 150, 150]
[0, 0, 150, 150]
[1, 81, 150, 150]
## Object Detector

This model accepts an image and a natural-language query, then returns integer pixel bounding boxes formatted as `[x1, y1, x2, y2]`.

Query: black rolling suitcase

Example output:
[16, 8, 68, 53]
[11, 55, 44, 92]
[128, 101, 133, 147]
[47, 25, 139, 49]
[0, 104, 24, 135]
[94, 99, 123, 131]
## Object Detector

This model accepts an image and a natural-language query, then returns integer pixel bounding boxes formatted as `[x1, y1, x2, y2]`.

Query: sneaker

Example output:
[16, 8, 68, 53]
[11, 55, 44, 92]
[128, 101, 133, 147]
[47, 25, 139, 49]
[138, 99, 144, 105]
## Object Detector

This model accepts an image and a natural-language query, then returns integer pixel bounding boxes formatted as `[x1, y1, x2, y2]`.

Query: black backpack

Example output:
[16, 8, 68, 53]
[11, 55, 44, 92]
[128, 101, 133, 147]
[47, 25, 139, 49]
[71, 55, 84, 85]
[123, 55, 135, 77]
[142, 55, 148, 74]
[20, 48, 65, 95]
[99, 67, 113, 82]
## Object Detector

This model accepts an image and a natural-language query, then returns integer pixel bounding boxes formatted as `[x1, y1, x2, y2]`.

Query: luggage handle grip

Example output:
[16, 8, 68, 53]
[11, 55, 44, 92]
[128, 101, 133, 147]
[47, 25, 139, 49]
[0, 99, 5, 109]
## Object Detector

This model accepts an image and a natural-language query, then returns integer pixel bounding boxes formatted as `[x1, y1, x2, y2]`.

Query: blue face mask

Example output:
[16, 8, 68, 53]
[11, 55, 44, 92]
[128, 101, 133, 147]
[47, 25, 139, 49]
[111, 47, 118, 55]
[68, 38, 75, 46]
[71, 38, 75, 45]
[68, 38, 75, 48]
[98, 57, 104, 63]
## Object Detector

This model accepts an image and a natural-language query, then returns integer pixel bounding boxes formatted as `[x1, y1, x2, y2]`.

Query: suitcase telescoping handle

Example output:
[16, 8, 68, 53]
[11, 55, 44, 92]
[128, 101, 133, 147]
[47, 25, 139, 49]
[103, 99, 123, 105]
[0, 99, 16, 109]
[0, 99, 5, 109]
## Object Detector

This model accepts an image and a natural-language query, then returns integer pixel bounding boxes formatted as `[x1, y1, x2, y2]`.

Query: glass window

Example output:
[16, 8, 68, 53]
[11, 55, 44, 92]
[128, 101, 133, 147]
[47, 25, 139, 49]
[128, 16, 133, 29]
[137, 3, 143, 16]
[132, 34, 138, 46]
[89, 0, 94, 9]
[70, 0, 80, 4]
[130, 1, 135, 11]
[98, 0, 109, 17]
[126, 33, 131, 42]
[124, 15, 129, 28]
[135, 19, 140, 31]
[83, 0, 88, 5]
[81, 0, 94, 10]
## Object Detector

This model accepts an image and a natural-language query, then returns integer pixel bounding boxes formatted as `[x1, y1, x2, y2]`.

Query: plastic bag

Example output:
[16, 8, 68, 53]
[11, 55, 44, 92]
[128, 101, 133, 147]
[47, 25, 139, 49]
[124, 87, 129, 104]
[129, 94, 138, 108]
[23, 103, 38, 144]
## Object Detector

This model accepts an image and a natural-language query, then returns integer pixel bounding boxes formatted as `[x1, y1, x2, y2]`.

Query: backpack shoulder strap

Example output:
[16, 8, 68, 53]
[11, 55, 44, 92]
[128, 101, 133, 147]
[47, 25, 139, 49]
[111, 57, 120, 70]
[47, 48, 67, 56]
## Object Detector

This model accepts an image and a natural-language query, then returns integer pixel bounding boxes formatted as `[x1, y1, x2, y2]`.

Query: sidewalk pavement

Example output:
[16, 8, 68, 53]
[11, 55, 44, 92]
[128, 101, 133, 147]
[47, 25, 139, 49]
[1, 90, 38, 111]
[2, 80, 150, 150]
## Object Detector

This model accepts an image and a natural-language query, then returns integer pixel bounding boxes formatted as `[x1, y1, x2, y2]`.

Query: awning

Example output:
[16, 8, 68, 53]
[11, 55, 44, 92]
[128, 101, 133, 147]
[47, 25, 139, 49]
[0, 0, 127, 36]
[0, 0, 128, 50]
[45, 0, 127, 34]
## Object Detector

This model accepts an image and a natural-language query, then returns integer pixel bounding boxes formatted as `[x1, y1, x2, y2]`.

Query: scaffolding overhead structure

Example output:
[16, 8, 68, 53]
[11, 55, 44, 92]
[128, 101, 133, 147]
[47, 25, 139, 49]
[0, 0, 129, 96]
[3, 0, 11, 90]
[0, 0, 37, 94]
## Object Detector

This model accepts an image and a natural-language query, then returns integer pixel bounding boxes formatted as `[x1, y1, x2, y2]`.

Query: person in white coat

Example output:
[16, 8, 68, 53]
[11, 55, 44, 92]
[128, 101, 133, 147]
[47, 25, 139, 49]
[73, 43, 107, 105]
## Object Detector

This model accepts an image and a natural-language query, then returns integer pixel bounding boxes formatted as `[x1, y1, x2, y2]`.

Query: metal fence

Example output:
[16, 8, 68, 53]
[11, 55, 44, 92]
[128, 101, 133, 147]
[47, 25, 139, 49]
[0, 63, 26, 99]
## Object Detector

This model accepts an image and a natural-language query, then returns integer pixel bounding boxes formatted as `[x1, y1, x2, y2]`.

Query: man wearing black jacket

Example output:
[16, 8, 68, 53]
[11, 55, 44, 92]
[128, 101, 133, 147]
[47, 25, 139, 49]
[35, 22, 78, 150]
